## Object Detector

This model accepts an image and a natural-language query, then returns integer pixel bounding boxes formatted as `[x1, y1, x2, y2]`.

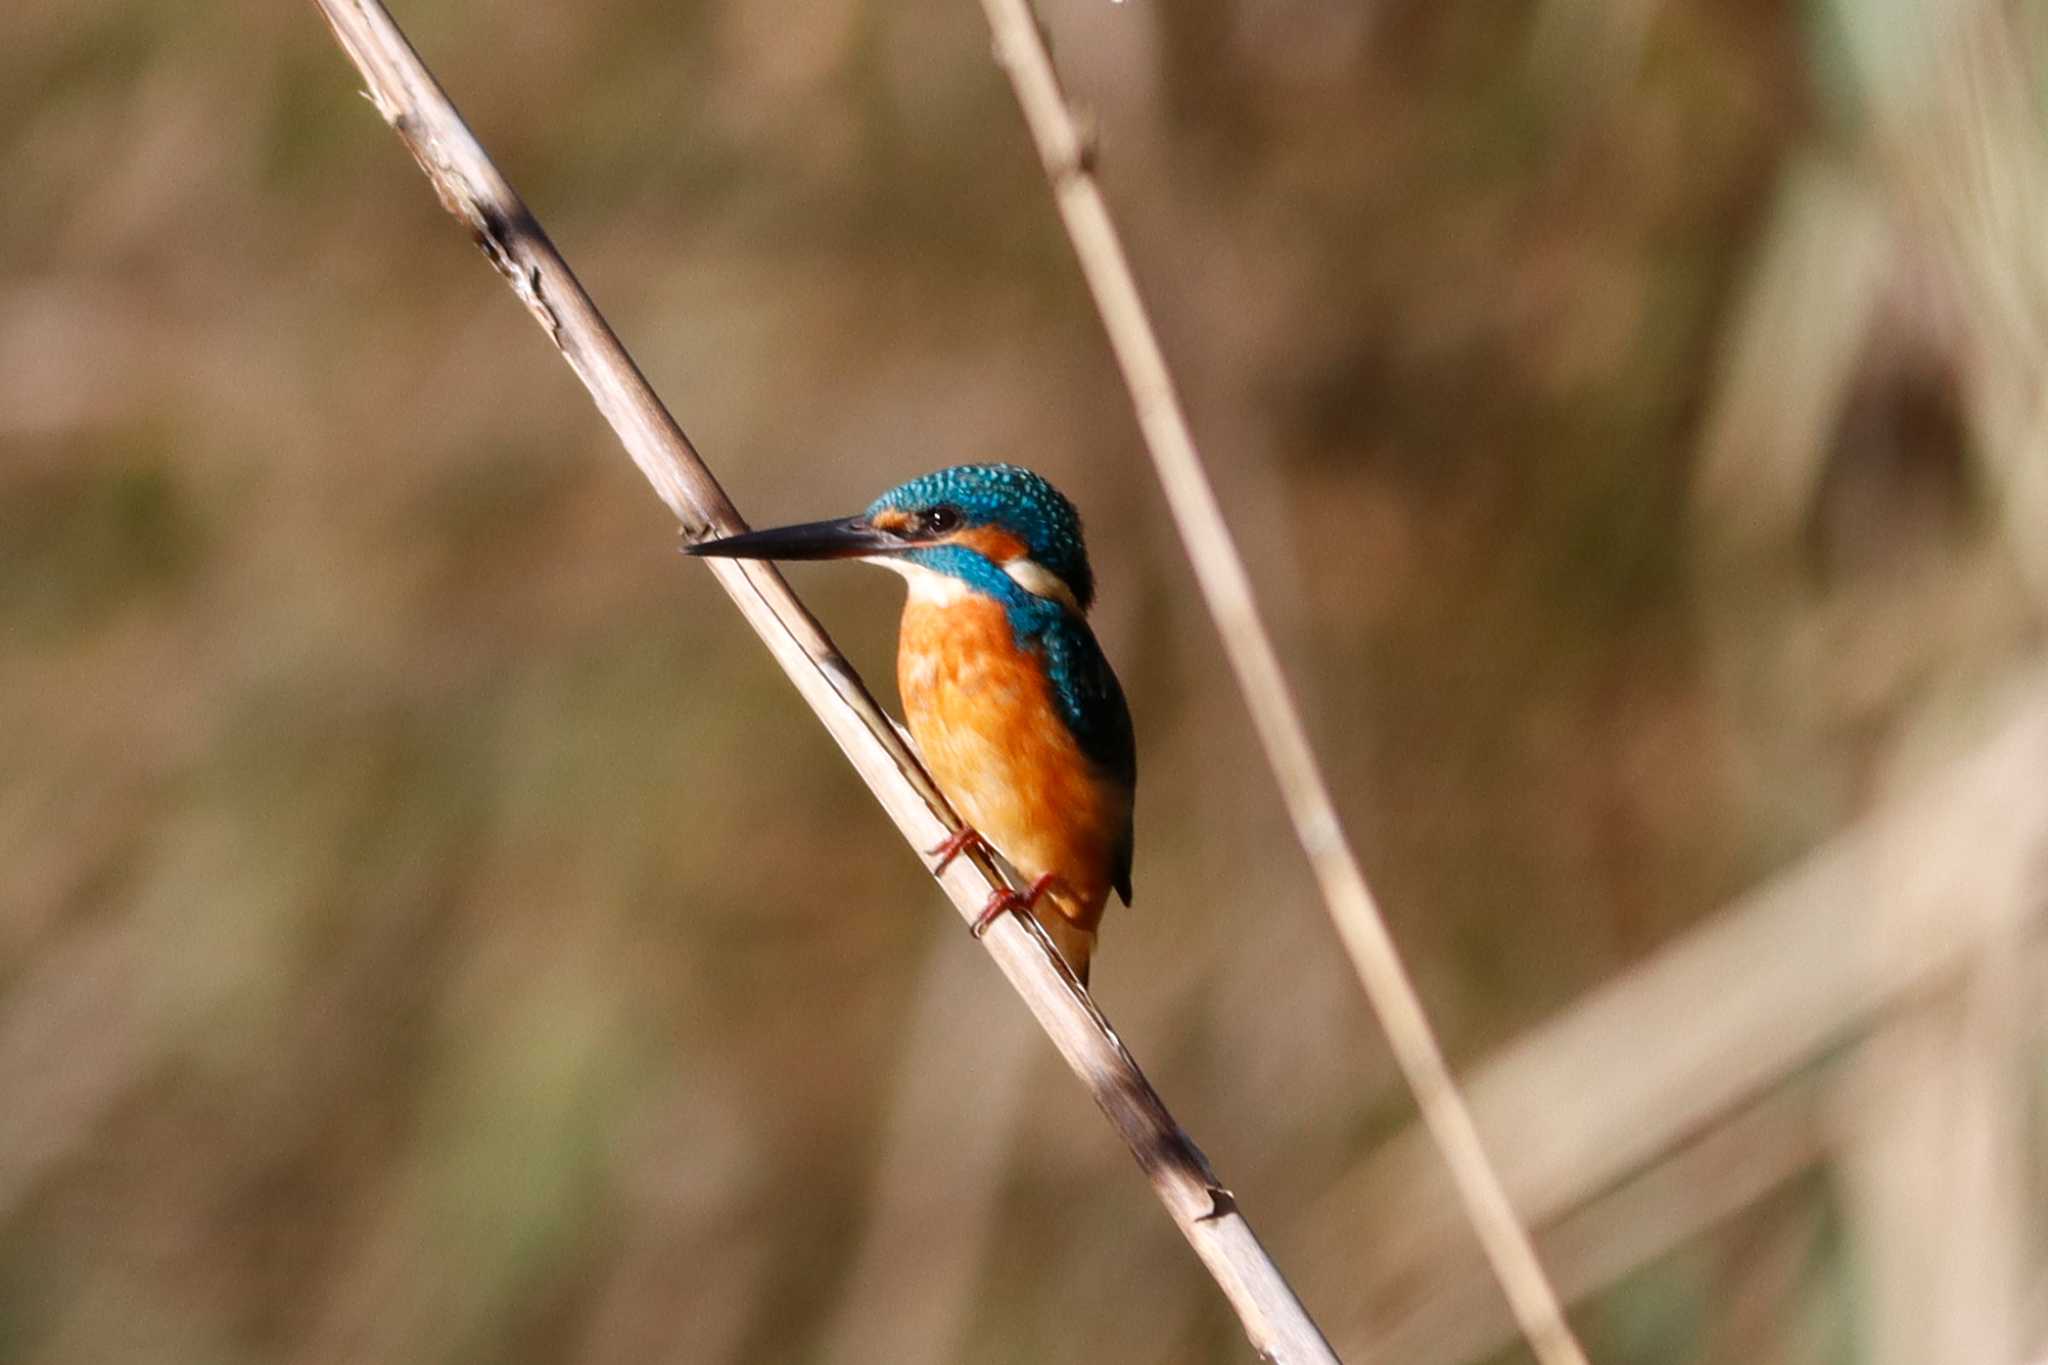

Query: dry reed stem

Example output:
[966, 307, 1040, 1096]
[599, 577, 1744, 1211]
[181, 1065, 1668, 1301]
[303, 1, 1336, 1359]
[1369, 1078, 1830, 1364]
[972, 2, 1588, 1362]
[1837, 688, 2037, 1365]
[1313, 667, 2048, 1357]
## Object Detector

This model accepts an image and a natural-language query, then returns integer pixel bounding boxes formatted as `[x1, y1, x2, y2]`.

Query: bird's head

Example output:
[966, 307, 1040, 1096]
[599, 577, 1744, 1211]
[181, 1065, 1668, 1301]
[688, 463, 1095, 613]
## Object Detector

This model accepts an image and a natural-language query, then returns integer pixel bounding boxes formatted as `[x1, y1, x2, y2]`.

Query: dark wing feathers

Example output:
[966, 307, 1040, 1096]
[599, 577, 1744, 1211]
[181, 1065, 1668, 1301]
[1037, 618, 1136, 905]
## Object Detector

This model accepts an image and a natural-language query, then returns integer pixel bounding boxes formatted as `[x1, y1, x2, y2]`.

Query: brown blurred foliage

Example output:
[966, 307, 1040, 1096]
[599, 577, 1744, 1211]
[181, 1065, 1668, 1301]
[5, 0, 2041, 1361]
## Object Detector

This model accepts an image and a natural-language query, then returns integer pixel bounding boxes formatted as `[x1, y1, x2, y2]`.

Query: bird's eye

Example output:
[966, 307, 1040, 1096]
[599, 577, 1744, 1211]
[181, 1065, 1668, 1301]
[923, 506, 962, 535]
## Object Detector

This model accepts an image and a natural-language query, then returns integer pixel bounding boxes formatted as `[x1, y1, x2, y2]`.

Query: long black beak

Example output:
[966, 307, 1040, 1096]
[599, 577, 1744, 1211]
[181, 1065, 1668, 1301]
[684, 515, 905, 562]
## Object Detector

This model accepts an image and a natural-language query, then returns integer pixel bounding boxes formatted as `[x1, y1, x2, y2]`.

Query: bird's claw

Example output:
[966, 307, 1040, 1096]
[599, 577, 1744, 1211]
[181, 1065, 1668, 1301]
[972, 887, 1027, 938]
[969, 874, 1062, 939]
[927, 826, 992, 875]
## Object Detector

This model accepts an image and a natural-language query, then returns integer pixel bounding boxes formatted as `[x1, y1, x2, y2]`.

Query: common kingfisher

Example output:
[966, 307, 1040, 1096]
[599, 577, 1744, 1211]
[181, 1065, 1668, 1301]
[687, 464, 1135, 983]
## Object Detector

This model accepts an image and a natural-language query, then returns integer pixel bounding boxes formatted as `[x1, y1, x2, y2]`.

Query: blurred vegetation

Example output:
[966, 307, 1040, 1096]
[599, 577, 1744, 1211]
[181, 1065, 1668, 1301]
[4, 0, 2042, 1361]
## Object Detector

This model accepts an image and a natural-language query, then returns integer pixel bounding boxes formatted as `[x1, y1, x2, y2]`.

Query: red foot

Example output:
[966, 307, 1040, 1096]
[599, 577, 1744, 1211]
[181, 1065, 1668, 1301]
[927, 826, 993, 875]
[971, 874, 1062, 938]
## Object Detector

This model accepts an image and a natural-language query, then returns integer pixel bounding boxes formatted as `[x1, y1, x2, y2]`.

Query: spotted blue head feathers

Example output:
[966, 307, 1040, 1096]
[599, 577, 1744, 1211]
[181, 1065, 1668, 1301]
[867, 463, 1095, 611]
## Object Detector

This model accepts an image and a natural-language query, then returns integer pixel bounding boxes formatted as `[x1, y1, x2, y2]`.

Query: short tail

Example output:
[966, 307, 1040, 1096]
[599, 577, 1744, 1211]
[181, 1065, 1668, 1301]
[1031, 904, 1096, 986]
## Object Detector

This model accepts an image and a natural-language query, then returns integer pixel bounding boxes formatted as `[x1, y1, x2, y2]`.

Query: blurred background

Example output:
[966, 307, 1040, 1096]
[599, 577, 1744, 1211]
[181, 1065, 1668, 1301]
[6, 0, 2048, 1360]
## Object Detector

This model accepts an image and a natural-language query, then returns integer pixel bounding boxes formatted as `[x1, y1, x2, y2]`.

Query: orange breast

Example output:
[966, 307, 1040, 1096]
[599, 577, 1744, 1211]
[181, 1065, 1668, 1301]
[899, 595, 1124, 933]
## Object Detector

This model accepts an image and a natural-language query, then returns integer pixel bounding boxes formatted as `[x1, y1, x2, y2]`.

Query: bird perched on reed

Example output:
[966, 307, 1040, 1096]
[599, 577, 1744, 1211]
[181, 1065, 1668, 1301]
[686, 464, 1135, 983]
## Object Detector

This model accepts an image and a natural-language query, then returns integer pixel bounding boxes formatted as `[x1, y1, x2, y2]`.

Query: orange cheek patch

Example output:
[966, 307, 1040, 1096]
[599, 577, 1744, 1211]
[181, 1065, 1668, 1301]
[871, 509, 913, 534]
[948, 526, 1029, 562]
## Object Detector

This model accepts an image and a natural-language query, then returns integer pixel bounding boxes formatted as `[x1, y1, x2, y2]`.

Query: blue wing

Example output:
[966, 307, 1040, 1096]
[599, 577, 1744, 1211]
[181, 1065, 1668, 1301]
[1038, 616, 1136, 904]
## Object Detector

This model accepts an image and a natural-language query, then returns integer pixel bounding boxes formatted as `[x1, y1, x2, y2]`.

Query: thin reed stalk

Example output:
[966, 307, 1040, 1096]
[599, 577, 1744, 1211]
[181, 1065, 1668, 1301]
[304, 1, 1337, 1359]
[972, 3, 1590, 1362]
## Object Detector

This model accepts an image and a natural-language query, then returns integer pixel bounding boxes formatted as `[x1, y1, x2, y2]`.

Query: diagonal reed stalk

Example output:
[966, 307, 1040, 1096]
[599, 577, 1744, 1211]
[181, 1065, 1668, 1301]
[305, 1, 1338, 1359]
[972, 2, 1591, 1363]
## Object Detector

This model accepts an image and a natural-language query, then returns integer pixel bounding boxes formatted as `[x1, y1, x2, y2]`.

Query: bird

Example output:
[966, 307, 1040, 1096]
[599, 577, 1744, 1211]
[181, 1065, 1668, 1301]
[685, 463, 1135, 984]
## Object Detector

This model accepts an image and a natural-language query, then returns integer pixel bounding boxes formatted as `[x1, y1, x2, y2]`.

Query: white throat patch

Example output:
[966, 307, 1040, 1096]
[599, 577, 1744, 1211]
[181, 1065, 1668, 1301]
[864, 556, 973, 606]
[864, 553, 1081, 613]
